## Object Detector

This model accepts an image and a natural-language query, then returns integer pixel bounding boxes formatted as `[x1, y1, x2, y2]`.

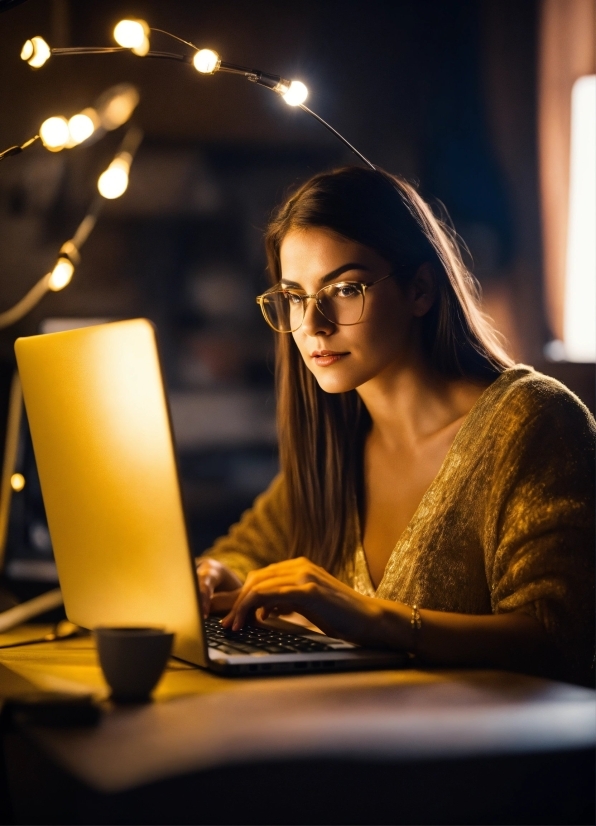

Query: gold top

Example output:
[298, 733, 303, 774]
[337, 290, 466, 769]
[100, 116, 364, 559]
[205, 366, 595, 684]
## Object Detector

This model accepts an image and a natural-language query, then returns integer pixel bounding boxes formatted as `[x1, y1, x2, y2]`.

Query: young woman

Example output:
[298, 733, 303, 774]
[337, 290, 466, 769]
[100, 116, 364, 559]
[196, 167, 595, 686]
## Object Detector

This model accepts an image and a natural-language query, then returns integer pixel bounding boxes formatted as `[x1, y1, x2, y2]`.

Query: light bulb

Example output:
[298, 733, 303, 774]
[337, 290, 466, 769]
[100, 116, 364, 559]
[113, 19, 150, 55]
[97, 84, 140, 130]
[21, 36, 51, 68]
[193, 49, 220, 74]
[98, 157, 130, 199]
[133, 35, 150, 57]
[39, 116, 70, 151]
[281, 80, 308, 106]
[48, 258, 74, 291]
[10, 473, 25, 492]
[68, 110, 97, 145]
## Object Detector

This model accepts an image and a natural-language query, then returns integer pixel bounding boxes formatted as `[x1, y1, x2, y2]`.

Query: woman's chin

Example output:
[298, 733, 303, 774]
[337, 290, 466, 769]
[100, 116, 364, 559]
[312, 369, 362, 395]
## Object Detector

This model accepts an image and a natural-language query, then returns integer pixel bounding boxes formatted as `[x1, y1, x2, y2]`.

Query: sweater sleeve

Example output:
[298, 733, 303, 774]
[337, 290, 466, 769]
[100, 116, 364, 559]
[486, 379, 595, 684]
[199, 473, 291, 582]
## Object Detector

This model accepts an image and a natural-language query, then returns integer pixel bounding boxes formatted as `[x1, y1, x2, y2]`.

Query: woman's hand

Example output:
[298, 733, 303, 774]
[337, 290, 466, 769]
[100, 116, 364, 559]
[221, 557, 396, 648]
[217, 557, 557, 676]
[196, 558, 243, 618]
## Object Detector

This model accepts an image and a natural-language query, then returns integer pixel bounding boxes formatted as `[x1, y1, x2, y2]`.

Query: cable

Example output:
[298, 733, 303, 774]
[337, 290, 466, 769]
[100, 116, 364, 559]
[150, 27, 199, 51]
[298, 104, 376, 170]
[34, 35, 376, 169]
[0, 588, 63, 633]
[0, 127, 142, 330]
[0, 134, 40, 162]
[0, 275, 52, 330]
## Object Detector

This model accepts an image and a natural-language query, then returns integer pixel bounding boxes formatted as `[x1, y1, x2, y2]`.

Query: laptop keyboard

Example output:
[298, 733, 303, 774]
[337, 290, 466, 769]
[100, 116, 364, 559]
[205, 616, 336, 656]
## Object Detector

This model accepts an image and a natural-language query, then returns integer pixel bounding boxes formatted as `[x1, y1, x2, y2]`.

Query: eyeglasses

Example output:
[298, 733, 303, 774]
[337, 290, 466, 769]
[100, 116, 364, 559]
[256, 272, 395, 333]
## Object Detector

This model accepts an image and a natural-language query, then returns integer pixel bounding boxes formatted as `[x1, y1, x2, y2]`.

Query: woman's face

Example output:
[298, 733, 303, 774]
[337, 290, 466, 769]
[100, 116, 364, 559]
[279, 227, 428, 394]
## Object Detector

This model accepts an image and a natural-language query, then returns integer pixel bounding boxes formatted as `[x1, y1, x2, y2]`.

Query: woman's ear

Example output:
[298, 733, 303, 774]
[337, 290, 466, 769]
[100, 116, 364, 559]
[410, 262, 437, 317]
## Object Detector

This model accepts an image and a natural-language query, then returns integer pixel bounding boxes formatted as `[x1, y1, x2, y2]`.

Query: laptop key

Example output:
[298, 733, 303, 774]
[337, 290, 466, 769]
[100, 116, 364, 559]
[216, 643, 261, 656]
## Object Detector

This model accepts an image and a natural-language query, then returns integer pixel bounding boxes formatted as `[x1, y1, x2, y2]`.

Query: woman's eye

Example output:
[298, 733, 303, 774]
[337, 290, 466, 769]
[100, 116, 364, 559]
[282, 291, 303, 305]
[331, 284, 359, 299]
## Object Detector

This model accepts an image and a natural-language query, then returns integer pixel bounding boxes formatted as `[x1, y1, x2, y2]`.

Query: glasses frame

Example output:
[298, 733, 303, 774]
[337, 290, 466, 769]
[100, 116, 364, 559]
[256, 271, 396, 333]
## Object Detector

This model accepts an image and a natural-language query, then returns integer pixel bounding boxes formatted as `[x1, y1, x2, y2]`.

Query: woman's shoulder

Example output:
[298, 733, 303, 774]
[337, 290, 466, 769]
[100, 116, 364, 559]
[455, 365, 595, 474]
[482, 364, 595, 435]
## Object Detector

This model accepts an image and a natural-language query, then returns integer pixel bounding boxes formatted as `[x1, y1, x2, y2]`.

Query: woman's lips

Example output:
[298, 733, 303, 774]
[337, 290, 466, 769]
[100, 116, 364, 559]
[311, 350, 349, 367]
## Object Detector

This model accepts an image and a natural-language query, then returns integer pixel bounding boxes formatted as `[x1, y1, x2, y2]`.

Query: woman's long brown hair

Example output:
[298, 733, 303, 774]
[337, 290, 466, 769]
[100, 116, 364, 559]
[265, 166, 513, 576]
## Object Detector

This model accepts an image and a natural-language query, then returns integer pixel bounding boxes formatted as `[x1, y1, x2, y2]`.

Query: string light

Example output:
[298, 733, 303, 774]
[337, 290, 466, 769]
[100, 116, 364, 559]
[20, 36, 51, 68]
[0, 127, 143, 330]
[96, 84, 140, 130]
[19, 24, 376, 169]
[39, 116, 70, 151]
[67, 109, 98, 145]
[193, 49, 220, 74]
[97, 155, 131, 199]
[97, 124, 143, 200]
[10, 474, 25, 492]
[48, 257, 75, 291]
[280, 80, 308, 106]
[113, 19, 150, 56]
[1, 84, 140, 162]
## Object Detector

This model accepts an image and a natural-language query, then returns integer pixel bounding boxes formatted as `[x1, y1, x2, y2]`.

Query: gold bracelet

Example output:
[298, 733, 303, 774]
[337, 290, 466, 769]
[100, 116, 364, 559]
[410, 604, 422, 658]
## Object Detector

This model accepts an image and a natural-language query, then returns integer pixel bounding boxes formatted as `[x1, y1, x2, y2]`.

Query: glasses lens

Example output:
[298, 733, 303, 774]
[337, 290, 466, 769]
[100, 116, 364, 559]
[318, 283, 365, 325]
[262, 290, 304, 332]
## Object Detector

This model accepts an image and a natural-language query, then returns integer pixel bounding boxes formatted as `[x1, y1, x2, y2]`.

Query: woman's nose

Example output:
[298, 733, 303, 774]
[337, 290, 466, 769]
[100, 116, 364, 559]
[301, 298, 334, 336]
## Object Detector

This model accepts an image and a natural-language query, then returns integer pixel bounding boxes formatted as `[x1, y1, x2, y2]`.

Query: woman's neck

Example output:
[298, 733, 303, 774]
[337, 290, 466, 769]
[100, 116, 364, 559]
[356, 357, 490, 451]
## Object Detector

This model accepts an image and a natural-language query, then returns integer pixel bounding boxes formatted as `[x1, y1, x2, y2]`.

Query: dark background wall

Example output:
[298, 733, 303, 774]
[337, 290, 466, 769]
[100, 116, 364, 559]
[0, 0, 583, 573]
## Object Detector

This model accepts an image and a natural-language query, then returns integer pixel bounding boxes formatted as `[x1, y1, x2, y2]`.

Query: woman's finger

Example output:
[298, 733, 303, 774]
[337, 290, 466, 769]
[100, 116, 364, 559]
[235, 562, 324, 611]
[196, 559, 245, 617]
[210, 589, 241, 614]
[196, 561, 224, 617]
[224, 567, 327, 628]
[224, 581, 315, 630]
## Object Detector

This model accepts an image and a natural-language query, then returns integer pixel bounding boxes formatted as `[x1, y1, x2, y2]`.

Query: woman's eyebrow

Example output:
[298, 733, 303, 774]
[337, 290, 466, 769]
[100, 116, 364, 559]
[281, 262, 371, 289]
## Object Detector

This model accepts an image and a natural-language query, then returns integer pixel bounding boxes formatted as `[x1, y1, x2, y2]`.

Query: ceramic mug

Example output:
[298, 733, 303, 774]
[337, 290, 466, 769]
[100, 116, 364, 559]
[94, 627, 174, 702]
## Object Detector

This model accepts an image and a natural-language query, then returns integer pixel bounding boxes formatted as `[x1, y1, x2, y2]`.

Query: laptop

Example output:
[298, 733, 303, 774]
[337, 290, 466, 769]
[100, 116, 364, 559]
[14, 319, 406, 675]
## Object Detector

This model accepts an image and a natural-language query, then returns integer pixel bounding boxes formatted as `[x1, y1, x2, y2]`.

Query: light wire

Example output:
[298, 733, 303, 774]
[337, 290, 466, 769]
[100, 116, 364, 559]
[0, 134, 40, 162]
[0, 127, 142, 330]
[43, 38, 376, 168]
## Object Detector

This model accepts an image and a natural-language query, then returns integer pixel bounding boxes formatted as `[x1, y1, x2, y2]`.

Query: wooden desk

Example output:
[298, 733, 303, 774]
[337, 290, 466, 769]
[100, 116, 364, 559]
[1, 625, 595, 825]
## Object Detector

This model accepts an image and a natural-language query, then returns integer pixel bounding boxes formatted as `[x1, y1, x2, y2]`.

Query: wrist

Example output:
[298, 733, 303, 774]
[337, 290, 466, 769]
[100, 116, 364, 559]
[360, 597, 412, 650]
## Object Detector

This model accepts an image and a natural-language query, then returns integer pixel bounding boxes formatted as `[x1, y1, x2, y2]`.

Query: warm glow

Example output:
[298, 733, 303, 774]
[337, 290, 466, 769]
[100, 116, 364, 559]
[564, 75, 596, 362]
[10, 473, 25, 492]
[97, 157, 130, 199]
[20, 40, 33, 60]
[39, 116, 70, 151]
[98, 85, 140, 130]
[113, 19, 150, 56]
[21, 36, 51, 68]
[281, 80, 308, 106]
[48, 258, 74, 291]
[133, 35, 150, 57]
[193, 49, 220, 74]
[68, 110, 97, 144]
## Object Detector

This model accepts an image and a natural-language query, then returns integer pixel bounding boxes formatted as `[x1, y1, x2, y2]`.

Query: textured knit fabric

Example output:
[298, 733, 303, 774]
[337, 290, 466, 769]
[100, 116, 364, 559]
[204, 366, 595, 684]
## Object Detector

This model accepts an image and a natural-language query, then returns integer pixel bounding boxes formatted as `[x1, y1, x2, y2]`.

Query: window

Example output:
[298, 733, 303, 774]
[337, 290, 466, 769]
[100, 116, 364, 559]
[564, 74, 596, 362]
